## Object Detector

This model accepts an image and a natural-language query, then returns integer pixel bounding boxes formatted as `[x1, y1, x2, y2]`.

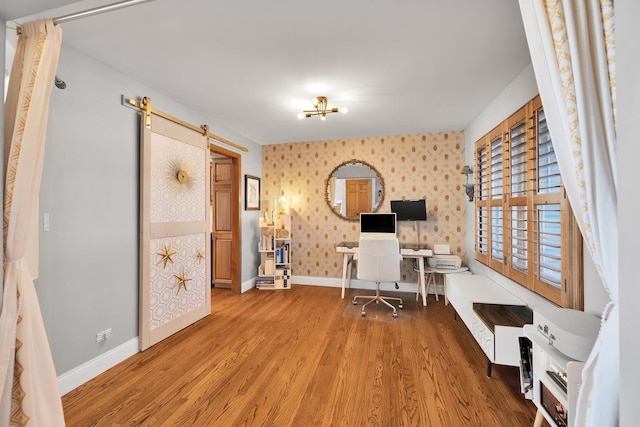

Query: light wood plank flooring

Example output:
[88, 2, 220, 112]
[62, 285, 540, 426]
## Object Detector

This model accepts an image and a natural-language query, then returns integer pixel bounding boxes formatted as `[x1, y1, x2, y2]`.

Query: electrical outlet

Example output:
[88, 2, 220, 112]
[96, 328, 112, 343]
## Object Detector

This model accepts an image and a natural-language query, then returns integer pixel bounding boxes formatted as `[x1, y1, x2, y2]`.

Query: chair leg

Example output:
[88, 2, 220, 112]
[352, 282, 403, 317]
[378, 297, 397, 316]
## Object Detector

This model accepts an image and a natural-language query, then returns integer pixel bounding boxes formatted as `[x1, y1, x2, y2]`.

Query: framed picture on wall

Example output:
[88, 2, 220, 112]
[245, 175, 261, 210]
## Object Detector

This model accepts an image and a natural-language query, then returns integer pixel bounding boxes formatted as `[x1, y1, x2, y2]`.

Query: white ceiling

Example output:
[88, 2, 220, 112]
[3, 0, 532, 145]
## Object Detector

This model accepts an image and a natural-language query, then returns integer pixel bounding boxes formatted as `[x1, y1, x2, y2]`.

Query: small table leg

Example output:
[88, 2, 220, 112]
[418, 257, 427, 306]
[486, 358, 492, 378]
[341, 254, 351, 299]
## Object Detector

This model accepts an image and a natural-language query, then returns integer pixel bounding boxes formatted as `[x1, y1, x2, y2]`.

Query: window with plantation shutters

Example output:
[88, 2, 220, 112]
[491, 206, 504, 262]
[536, 109, 562, 194]
[510, 206, 528, 274]
[535, 204, 562, 287]
[475, 141, 489, 262]
[529, 97, 567, 302]
[477, 206, 489, 257]
[490, 134, 503, 200]
[477, 145, 489, 201]
[506, 107, 529, 285]
[473, 95, 583, 308]
[509, 116, 528, 197]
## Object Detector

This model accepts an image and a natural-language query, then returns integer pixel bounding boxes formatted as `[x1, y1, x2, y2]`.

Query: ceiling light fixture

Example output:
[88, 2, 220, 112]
[297, 96, 347, 121]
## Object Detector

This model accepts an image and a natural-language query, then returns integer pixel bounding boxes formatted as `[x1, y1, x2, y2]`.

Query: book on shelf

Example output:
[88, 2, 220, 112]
[259, 234, 275, 251]
[275, 245, 290, 264]
[263, 258, 275, 275]
[256, 282, 275, 289]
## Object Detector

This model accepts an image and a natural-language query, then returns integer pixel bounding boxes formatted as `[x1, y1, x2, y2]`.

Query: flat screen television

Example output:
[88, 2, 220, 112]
[359, 212, 397, 236]
[390, 199, 427, 221]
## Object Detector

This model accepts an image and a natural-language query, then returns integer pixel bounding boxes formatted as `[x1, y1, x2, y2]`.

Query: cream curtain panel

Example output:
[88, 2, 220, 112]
[519, 0, 617, 426]
[0, 19, 64, 426]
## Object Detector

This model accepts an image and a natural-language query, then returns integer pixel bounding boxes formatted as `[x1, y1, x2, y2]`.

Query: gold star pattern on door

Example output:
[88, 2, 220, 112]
[156, 243, 176, 269]
[173, 268, 192, 294]
[195, 248, 205, 264]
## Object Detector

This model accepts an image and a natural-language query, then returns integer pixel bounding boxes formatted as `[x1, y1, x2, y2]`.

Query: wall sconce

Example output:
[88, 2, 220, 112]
[461, 165, 474, 202]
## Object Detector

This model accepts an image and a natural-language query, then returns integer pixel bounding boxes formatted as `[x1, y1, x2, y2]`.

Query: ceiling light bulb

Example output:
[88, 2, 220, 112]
[320, 114, 327, 121]
[297, 113, 305, 120]
[340, 107, 348, 114]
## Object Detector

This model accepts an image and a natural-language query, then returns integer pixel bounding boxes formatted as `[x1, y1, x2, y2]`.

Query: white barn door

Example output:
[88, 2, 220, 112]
[139, 112, 211, 350]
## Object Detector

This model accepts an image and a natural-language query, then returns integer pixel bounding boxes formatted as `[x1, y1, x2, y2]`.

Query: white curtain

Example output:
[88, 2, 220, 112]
[0, 19, 64, 425]
[519, 1, 617, 426]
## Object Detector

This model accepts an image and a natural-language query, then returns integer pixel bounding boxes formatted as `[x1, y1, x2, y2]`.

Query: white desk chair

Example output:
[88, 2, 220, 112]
[352, 237, 403, 318]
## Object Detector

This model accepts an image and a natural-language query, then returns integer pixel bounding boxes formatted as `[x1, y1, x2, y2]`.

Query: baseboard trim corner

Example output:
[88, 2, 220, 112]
[58, 337, 139, 396]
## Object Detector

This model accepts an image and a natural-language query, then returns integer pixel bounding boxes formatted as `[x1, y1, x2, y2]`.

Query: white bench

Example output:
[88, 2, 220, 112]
[446, 274, 532, 377]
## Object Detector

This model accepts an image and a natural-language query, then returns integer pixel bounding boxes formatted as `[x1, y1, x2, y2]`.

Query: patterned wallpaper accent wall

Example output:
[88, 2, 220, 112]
[262, 131, 466, 282]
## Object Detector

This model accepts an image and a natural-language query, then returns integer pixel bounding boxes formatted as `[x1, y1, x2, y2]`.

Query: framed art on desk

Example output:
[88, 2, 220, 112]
[245, 175, 261, 210]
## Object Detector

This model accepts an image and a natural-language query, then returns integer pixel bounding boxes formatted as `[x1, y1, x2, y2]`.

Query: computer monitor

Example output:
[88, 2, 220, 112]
[359, 212, 397, 238]
[390, 199, 427, 221]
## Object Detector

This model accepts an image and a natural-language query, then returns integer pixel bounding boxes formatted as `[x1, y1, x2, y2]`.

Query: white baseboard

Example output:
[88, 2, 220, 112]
[58, 337, 139, 395]
[241, 278, 256, 293]
[292, 275, 342, 288]
[292, 275, 444, 295]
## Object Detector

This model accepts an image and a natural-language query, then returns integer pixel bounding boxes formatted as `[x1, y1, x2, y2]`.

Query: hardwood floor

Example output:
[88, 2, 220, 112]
[62, 285, 539, 426]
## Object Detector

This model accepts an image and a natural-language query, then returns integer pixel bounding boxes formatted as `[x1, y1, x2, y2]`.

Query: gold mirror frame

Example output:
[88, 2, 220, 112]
[325, 159, 385, 221]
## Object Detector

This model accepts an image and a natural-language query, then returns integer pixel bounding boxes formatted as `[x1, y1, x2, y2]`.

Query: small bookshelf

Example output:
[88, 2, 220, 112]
[257, 214, 292, 290]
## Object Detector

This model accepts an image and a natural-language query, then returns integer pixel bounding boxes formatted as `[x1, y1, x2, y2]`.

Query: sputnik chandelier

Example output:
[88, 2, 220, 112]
[297, 96, 348, 120]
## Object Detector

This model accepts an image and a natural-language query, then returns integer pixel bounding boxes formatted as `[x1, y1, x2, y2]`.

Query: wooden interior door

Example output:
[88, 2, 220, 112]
[211, 158, 233, 288]
[346, 179, 372, 219]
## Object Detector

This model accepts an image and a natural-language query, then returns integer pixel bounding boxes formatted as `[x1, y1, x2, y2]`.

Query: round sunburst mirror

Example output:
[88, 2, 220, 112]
[325, 159, 385, 221]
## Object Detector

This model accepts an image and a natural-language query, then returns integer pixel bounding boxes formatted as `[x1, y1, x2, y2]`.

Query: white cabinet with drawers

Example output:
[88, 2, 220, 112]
[446, 274, 533, 376]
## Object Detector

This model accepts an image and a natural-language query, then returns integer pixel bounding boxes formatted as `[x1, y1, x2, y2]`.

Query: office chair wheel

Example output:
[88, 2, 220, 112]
[392, 312, 398, 318]
[361, 311, 366, 317]
[352, 299, 357, 305]
[398, 304, 403, 309]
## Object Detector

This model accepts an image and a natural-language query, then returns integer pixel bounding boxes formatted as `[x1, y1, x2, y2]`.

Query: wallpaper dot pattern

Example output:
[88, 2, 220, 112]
[149, 233, 207, 329]
[262, 132, 467, 282]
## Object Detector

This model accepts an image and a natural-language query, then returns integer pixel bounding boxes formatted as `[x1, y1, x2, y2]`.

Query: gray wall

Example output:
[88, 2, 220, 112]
[36, 43, 262, 375]
[618, 0, 640, 423]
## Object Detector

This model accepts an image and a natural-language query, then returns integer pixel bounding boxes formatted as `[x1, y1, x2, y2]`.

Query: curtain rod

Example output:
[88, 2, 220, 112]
[16, 0, 155, 32]
[54, 0, 156, 25]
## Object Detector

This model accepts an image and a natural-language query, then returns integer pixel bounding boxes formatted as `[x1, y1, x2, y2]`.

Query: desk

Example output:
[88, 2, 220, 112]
[335, 241, 433, 306]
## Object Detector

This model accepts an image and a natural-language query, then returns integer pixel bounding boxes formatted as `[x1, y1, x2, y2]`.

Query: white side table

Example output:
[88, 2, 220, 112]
[417, 266, 470, 304]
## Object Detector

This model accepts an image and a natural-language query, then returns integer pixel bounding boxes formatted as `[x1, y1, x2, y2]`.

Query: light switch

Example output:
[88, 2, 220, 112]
[43, 213, 50, 232]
